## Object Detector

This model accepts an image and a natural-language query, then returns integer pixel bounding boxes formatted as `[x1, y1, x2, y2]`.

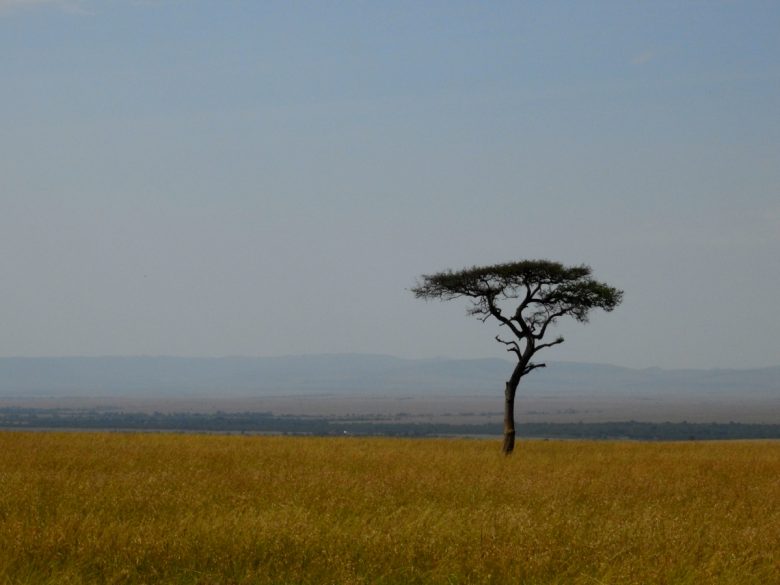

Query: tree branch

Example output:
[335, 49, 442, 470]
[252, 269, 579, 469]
[533, 336, 565, 353]
[523, 362, 546, 375]
[513, 285, 533, 322]
[534, 309, 568, 340]
[495, 335, 521, 358]
[485, 294, 524, 340]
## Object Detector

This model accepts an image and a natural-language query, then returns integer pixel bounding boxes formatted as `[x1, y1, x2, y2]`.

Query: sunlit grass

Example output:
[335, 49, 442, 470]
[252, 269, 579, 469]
[1, 432, 778, 584]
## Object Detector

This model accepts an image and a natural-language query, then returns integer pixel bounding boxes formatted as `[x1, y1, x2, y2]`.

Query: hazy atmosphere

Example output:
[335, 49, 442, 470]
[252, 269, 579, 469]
[2, 1, 778, 369]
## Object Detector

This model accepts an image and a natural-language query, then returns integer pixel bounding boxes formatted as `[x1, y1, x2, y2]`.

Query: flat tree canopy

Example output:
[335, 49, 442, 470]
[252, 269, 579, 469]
[412, 259, 622, 454]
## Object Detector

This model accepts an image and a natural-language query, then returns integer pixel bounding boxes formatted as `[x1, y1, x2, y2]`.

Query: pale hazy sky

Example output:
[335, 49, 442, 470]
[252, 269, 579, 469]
[1, 1, 778, 369]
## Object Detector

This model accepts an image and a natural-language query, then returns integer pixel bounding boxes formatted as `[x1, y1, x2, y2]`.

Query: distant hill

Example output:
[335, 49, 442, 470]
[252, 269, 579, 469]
[0, 355, 778, 400]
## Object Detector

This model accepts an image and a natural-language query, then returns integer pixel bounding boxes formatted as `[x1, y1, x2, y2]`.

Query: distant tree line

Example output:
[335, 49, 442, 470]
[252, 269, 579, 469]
[1, 408, 779, 440]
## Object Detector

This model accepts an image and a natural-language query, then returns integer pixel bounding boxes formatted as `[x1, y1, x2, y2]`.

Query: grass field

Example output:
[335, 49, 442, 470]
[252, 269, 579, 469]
[0, 432, 778, 584]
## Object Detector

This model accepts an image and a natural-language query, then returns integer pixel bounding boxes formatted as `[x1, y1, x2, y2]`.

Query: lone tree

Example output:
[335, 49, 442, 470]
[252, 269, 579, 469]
[412, 260, 622, 455]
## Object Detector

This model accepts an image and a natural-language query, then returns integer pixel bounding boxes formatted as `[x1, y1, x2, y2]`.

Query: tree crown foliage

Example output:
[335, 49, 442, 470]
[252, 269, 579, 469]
[412, 260, 622, 364]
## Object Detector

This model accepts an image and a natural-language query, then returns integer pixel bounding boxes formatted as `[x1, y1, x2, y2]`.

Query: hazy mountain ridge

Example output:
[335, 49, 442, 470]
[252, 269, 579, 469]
[0, 355, 778, 399]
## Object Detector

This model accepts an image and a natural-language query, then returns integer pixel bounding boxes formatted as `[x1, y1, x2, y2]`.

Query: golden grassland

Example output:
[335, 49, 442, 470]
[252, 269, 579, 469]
[0, 432, 778, 585]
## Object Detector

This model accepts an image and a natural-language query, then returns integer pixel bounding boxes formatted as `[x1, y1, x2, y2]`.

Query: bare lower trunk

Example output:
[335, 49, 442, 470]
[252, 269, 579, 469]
[502, 380, 517, 455]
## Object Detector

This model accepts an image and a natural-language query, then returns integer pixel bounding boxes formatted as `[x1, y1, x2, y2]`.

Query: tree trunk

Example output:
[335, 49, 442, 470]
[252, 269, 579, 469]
[502, 380, 517, 455]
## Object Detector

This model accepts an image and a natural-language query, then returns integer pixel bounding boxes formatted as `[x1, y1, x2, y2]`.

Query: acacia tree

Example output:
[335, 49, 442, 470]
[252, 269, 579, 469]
[412, 260, 622, 455]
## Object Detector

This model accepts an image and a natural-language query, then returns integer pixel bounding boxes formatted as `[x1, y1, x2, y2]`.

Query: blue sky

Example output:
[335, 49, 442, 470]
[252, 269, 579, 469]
[1, 1, 778, 368]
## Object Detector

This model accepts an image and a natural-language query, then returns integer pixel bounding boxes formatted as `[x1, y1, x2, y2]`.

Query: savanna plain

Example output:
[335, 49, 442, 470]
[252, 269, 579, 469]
[0, 432, 777, 585]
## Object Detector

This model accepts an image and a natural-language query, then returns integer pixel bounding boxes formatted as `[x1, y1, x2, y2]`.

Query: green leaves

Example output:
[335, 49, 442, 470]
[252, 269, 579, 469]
[412, 259, 623, 358]
[412, 260, 593, 299]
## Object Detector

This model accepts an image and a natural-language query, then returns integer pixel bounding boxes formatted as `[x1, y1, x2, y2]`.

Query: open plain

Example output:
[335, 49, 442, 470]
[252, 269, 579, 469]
[1, 432, 778, 584]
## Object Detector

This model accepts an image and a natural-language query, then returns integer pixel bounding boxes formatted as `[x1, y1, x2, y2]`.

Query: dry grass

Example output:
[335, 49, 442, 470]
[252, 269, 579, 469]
[0, 432, 778, 584]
